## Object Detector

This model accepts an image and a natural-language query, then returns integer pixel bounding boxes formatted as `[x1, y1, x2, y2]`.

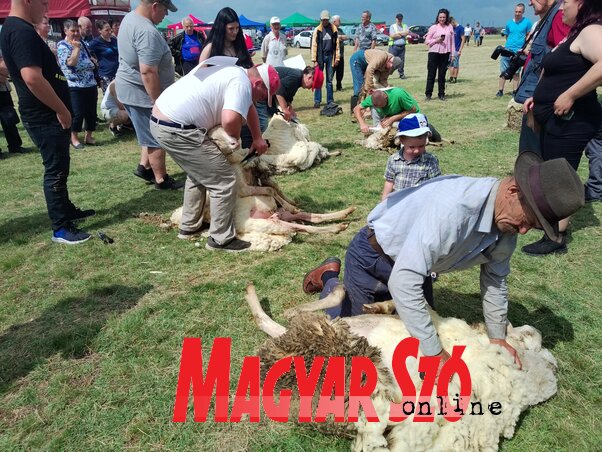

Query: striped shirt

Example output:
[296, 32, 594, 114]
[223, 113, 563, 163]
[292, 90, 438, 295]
[384, 150, 441, 191]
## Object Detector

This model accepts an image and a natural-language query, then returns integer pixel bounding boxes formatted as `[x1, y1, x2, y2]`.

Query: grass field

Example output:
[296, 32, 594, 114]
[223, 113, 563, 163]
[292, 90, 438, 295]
[0, 35, 601, 451]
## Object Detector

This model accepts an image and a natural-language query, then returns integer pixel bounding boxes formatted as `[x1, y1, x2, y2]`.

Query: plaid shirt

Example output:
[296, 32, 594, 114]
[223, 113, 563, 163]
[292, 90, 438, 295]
[384, 151, 441, 191]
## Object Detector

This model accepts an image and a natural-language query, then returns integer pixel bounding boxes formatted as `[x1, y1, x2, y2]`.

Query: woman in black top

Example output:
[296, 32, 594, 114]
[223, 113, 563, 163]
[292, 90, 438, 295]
[522, 0, 602, 256]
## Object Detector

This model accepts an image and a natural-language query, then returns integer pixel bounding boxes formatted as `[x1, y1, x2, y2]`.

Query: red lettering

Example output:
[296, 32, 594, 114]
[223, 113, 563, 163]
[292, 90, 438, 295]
[414, 356, 440, 422]
[315, 357, 346, 422]
[437, 345, 472, 422]
[389, 338, 419, 422]
[172, 337, 231, 422]
[294, 356, 325, 422]
[347, 357, 379, 422]
[262, 357, 293, 422]
[230, 356, 261, 422]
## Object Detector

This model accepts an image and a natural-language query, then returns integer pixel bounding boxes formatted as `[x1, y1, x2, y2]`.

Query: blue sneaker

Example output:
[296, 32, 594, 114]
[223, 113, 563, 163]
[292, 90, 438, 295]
[52, 224, 91, 245]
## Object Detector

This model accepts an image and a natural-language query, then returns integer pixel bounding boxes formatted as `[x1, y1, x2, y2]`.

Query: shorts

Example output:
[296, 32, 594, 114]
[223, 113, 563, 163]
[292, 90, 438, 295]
[500, 56, 512, 75]
[450, 54, 460, 68]
[101, 107, 120, 121]
[123, 104, 160, 148]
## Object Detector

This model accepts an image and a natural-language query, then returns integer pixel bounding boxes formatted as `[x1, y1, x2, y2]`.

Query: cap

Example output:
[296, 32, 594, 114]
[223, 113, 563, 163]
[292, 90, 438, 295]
[270, 16, 281, 24]
[156, 0, 177, 13]
[312, 66, 324, 91]
[320, 10, 330, 20]
[396, 13, 404, 20]
[256, 64, 281, 107]
[395, 113, 431, 137]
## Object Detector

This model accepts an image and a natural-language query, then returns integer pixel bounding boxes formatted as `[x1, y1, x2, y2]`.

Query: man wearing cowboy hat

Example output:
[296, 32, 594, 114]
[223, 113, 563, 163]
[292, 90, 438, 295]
[302, 152, 584, 371]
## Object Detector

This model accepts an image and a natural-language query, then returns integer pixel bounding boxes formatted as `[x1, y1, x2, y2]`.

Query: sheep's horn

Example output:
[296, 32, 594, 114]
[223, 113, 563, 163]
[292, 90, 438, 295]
[245, 283, 287, 338]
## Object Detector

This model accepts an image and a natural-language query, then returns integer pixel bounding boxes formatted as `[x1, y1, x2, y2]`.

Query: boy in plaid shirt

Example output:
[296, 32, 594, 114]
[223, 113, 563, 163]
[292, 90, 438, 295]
[381, 113, 441, 200]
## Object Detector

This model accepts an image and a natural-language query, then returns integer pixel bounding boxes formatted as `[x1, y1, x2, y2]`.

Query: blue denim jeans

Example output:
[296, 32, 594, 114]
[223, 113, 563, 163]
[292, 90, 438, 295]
[23, 121, 76, 231]
[350, 50, 367, 96]
[321, 226, 433, 318]
[314, 54, 334, 105]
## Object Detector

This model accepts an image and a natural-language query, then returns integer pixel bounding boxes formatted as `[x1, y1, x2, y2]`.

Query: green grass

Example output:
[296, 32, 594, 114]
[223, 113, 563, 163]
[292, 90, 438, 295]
[0, 36, 600, 451]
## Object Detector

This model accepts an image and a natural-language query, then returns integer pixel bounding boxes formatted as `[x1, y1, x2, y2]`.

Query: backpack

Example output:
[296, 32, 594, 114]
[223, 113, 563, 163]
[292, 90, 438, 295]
[320, 102, 343, 117]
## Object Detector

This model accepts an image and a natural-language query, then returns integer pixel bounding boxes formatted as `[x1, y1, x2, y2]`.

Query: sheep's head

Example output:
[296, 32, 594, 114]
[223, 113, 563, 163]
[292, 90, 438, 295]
[208, 126, 241, 153]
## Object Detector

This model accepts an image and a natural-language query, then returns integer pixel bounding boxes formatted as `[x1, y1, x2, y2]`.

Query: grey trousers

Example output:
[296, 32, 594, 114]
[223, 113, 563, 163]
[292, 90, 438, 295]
[150, 121, 238, 244]
[585, 119, 602, 201]
[388, 44, 406, 77]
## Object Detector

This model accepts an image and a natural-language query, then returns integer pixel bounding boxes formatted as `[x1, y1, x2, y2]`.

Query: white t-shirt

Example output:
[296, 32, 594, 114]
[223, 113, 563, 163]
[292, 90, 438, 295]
[464, 26, 472, 36]
[155, 65, 253, 129]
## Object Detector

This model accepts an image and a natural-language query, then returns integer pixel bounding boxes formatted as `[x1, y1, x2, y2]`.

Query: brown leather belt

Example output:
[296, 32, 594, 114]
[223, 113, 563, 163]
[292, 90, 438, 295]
[365, 227, 394, 264]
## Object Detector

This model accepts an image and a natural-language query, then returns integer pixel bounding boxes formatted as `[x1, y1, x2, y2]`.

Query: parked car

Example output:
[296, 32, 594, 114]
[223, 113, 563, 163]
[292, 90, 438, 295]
[292, 30, 312, 48]
[408, 25, 429, 44]
[375, 32, 389, 46]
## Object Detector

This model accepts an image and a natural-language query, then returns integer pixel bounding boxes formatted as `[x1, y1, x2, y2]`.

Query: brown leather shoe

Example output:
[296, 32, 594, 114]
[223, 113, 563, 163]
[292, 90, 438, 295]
[303, 257, 341, 294]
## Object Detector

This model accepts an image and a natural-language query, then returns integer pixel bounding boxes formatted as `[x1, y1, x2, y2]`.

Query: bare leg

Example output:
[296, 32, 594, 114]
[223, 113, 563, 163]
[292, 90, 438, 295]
[147, 146, 167, 183]
[245, 284, 286, 338]
[71, 132, 81, 146]
[283, 284, 346, 318]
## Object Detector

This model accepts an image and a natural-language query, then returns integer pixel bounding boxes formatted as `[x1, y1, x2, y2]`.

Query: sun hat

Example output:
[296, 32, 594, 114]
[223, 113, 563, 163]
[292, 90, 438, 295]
[270, 16, 281, 24]
[320, 10, 330, 20]
[514, 151, 584, 242]
[395, 113, 431, 137]
[256, 64, 281, 107]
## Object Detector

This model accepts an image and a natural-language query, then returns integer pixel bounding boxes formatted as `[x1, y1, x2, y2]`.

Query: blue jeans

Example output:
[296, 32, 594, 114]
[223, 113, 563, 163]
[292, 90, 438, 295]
[321, 226, 433, 318]
[23, 121, 77, 231]
[314, 54, 334, 105]
[350, 50, 367, 96]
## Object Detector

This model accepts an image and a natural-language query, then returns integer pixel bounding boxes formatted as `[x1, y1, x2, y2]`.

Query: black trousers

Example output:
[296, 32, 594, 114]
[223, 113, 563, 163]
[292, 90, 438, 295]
[69, 86, 98, 133]
[335, 51, 344, 88]
[0, 91, 23, 151]
[425, 52, 450, 98]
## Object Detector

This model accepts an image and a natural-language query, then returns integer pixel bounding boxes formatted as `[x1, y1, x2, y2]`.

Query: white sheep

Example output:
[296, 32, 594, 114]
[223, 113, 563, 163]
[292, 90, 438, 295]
[245, 284, 558, 451]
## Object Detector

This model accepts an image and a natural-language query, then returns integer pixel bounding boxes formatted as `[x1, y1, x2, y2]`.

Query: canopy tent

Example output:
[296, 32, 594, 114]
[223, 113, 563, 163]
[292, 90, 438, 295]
[156, 17, 172, 31]
[278, 12, 319, 28]
[239, 14, 265, 30]
[0, 0, 90, 18]
[167, 13, 205, 30]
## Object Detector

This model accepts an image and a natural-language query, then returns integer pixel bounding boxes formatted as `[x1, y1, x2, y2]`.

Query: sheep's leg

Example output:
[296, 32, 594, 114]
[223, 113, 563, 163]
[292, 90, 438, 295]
[268, 217, 349, 234]
[283, 284, 346, 319]
[245, 284, 286, 338]
[328, 151, 341, 157]
[258, 177, 298, 208]
[362, 300, 396, 315]
[276, 206, 356, 224]
[238, 185, 274, 198]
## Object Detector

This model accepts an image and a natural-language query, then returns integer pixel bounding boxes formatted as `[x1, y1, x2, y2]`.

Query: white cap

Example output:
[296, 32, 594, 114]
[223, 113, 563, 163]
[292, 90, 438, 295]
[270, 16, 281, 24]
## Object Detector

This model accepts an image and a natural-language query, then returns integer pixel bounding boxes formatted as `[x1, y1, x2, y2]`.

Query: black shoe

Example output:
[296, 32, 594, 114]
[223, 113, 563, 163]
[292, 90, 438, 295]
[155, 174, 184, 190]
[0, 151, 4, 159]
[205, 236, 251, 252]
[399, 74, 406, 79]
[336, 85, 342, 91]
[133, 164, 154, 184]
[109, 125, 121, 137]
[9, 147, 32, 154]
[496, 90, 504, 97]
[177, 222, 210, 240]
[425, 95, 432, 101]
[314, 102, 320, 108]
[69, 207, 96, 221]
[522, 233, 567, 256]
[438, 95, 447, 101]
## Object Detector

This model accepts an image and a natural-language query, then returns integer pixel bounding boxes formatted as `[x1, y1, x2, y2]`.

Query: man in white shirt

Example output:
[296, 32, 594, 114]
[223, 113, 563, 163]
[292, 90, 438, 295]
[149, 60, 279, 252]
[261, 17, 287, 67]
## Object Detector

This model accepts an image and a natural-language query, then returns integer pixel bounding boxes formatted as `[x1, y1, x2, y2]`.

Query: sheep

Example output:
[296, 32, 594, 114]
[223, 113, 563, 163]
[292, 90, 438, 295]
[245, 283, 558, 451]
[506, 99, 524, 130]
[255, 114, 338, 175]
[170, 127, 355, 251]
[358, 125, 454, 154]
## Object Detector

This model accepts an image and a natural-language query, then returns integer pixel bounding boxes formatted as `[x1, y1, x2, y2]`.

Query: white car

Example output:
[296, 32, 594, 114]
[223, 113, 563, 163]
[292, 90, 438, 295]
[292, 31, 312, 48]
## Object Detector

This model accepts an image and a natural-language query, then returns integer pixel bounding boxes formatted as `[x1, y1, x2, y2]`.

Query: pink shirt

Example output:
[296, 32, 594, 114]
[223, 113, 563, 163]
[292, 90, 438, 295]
[425, 23, 455, 54]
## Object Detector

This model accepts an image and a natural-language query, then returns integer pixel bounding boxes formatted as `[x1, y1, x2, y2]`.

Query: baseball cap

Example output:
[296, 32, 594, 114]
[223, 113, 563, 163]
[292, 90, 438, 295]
[156, 0, 177, 13]
[270, 16, 281, 24]
[312, 66, 324, 91]
[395, 113, 431, 137]
[320, 10, 330, 20]
[396, 13, 404, 20]
[256, 64, 281, 107]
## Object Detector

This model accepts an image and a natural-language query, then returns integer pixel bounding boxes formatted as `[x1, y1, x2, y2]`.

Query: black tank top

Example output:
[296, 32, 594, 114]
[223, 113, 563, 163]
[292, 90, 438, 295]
[533, 32, 600, 124]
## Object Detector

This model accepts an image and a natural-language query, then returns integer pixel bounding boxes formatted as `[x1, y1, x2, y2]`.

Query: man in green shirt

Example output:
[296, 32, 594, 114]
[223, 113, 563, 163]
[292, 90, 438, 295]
[354, 87, 440, 140]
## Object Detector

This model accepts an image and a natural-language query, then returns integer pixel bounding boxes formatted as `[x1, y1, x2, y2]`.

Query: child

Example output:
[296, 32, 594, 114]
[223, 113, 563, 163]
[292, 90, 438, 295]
[381, 113, 441, 200]
[100, 80, 130, 137]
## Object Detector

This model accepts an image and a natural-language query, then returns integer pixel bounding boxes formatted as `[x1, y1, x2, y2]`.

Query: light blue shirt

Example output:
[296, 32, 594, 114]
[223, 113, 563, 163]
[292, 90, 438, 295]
[367, 176, 517, 356]
[505, 17, 533, 52]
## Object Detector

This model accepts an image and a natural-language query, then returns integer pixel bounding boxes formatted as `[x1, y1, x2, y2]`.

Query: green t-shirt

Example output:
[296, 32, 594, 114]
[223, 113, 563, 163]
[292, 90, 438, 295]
[360, 87, 420, 117]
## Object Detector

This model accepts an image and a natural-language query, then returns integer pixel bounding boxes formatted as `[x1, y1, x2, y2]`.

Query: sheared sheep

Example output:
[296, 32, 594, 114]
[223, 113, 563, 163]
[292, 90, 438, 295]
[506, 99, 524, 130]
[358, 125, 453, 153]
[245, 283, 558, 451]
[170, 127, 355, 251]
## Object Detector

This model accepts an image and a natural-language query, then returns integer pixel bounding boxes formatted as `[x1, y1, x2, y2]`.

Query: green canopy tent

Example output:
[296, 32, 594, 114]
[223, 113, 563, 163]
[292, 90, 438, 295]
[278, 12, 319, 28]
[156, 17, 172, 31]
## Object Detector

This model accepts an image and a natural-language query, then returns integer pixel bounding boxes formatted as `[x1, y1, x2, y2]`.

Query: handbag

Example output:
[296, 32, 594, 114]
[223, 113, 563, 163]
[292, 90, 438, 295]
[81, 41, 102, 87]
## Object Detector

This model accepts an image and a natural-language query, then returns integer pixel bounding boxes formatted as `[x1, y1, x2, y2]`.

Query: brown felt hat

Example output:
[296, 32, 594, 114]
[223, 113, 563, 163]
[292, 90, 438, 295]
[514, 151, 584, 243]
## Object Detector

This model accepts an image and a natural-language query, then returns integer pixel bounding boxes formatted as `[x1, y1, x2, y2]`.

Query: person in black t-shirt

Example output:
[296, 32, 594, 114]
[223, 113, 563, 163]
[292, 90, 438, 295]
[255, 66, 321, 131]
[0, 0, 94, 244]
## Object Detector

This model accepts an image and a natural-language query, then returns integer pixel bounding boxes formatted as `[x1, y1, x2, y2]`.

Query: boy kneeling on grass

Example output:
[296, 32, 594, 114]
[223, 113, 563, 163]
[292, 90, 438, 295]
[381, 113, 441, 201]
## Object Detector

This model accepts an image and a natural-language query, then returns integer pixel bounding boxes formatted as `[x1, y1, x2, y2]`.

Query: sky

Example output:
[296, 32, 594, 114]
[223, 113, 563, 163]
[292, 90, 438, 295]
[132, 0, 538, 28]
